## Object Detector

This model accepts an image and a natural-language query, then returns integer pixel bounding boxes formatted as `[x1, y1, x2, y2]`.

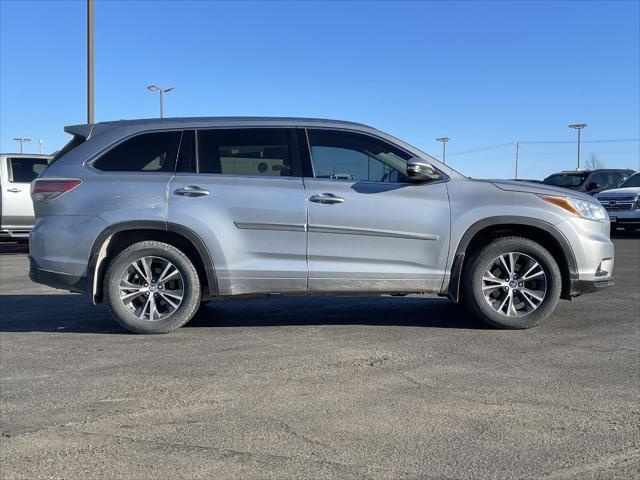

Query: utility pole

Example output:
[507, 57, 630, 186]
[87, 0, 95, 123]
[568, 123, 587, 170]
[38, 139, 44, 154]
[147, 85, 175, 118]
[514, 142, 520, 179]
[436, 137, 449, 164]
[13, 137, 31, 154]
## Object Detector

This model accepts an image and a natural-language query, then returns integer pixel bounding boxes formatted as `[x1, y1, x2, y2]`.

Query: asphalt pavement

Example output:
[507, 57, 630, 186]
[0, 234, 638, 479]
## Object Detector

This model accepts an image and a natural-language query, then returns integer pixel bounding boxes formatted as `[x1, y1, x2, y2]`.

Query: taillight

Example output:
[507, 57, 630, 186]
[32, 179, 82, 200]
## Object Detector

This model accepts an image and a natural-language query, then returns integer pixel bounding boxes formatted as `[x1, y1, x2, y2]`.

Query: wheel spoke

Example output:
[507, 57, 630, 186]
[138, 296, 150, 319]
[131, 261, 147, 282]
[499, 255, 511, 276]
[159, 292, 179, 310]
[121, 289, 145, 303]
[161, 289, 183, 301]
[522, 288, 544, 302]
[141, 257, 153, 282]
[159, 268, 180, 285]
[149, 295, 157, 322]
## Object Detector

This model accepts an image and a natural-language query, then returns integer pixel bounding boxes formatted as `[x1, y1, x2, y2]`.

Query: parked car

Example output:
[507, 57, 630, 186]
[29, 117, 614, 333]
[542, 169, 634, 195]
[595, 172, 640, 231]
[1, 153, 51, 240]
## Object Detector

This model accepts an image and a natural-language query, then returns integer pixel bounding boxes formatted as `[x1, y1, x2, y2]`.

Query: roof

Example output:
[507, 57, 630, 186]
[97, 116, 371, 128]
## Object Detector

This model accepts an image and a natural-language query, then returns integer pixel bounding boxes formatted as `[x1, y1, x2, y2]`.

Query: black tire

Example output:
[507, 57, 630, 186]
[462, 236, 561, 329]
[103, 241, 201, 334]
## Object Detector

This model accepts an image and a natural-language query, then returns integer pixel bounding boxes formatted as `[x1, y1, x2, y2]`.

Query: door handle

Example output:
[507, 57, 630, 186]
[6, 188, 21, 193]
[174, 185, 210, 197]
[309, 193, 345, 205]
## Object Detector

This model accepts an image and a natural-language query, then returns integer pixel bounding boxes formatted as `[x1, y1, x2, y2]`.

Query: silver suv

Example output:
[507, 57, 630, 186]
[29, 117, 614, 333]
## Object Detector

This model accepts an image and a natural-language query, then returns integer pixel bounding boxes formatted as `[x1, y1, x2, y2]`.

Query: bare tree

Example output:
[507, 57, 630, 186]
[584, 153, 604, 170]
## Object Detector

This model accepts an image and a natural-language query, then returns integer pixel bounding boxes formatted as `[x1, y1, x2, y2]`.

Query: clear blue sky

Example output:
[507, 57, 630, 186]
[1, 0, 639, 179]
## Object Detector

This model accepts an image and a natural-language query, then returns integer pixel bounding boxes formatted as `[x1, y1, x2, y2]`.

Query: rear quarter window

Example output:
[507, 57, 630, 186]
[93, 131, 181, 172]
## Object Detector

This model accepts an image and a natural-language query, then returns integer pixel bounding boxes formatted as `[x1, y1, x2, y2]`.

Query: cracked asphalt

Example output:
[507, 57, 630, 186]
[0, 234, 638, 479]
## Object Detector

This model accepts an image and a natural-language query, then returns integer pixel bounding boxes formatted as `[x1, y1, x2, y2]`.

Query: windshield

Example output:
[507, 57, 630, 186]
[542, 173, 589, 187]
[620, 173, 640, 188]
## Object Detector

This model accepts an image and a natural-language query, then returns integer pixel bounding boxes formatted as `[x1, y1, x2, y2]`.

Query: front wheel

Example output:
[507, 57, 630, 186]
[103, 241, 201, 334]
[462, 236, 561, 329]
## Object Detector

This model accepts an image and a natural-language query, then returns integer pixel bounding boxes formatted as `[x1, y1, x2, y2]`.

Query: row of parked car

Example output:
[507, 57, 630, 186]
[1, 154, 639, 241]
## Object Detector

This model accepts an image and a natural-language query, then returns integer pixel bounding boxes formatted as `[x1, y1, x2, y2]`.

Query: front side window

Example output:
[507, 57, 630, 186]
[93, 131, 181, 172]
[307, 129, 411, 182]
[197, 128, 291, 176]
[8, 157, 48, 183]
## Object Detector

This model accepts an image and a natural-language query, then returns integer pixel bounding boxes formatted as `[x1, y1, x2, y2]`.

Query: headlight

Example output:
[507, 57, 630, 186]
[542, 196, 609, 221]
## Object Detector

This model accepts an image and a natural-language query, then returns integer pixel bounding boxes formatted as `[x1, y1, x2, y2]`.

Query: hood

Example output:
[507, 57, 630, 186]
[595, 187, 640, 198]
[487, 179, 595, 201]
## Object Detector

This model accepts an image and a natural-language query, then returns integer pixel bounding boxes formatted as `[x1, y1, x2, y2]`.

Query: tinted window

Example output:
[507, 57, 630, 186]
[197, 129, 291, 176]
[93, 131, 181, 172]
[590, 172, 622, 190]
[9, 157, 48, 183]
[620, 173, 640, 188]
[543, 173, 588, 187]
[307, 129, 411, 182]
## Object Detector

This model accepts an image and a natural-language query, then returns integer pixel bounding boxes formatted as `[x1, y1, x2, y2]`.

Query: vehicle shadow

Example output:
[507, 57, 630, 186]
[0, 294, 487, 334]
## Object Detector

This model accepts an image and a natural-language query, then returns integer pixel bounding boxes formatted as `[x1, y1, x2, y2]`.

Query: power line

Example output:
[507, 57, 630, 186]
[447, 138, 640, 157]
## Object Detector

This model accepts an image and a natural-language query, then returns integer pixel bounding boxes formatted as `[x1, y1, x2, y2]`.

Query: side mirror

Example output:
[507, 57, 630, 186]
[406, 158, 441, 182]
[586, 182, 600, 191]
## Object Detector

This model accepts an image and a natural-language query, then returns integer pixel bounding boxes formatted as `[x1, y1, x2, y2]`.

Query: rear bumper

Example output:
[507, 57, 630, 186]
[0, 228, 30, 239]
[570, 278, 614, 297]
[28, 255, 88, 294]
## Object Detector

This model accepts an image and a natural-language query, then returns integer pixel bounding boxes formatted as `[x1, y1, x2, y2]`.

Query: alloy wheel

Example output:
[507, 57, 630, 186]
[119, 256, 184, 321]
[481, 252, 547, 317]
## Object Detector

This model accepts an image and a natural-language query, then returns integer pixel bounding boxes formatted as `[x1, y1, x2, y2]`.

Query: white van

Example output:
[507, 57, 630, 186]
[1, 153, 51, 240]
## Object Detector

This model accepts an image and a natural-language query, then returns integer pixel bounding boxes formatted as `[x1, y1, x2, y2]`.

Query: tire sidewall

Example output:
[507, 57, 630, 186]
[105, 243, 201, 334]
[464, 238, 561, 329]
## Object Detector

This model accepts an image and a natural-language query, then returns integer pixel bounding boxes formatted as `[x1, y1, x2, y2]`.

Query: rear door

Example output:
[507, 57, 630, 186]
[301, 128, 451, 293]
[167, 128, 307, 296]
[1, 156, 48, 229]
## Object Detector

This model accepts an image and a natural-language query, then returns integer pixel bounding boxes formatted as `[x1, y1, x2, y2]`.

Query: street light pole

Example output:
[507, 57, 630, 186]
[13, 137, 31, 154]
[147, 85, 175, 118]
[87, 0, 94, 124]
[436, 137, 449, 164]
[514, 142, 520, 179]
[568, 123, 587, 170]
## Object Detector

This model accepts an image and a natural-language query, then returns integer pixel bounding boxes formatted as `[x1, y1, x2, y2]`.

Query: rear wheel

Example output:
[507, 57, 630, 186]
[104, 241, 201, 334]
[462, 236, 561, 329]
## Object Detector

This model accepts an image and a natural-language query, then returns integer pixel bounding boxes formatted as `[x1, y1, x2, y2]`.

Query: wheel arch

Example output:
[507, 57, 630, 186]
[446, 217, 577, 302]
[88, 221, 218, 303]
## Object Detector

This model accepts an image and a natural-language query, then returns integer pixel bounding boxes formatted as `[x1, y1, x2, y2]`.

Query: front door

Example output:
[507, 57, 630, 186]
[167, 128, 307, 296]
[302, 128, 450, 293]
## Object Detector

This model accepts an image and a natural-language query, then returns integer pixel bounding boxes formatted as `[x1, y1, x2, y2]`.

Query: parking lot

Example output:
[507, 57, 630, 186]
[0, 234, 638, 479]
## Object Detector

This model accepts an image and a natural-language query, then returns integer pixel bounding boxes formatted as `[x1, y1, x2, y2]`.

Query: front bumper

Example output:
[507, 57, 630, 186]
[570, 278, 614, 297]
[29, 256, 88, 294]
[608, 209, 640, 226]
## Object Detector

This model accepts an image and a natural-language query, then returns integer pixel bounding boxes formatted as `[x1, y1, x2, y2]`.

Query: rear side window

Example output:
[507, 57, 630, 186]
[196, 128, 291, 176]
[93, 131, 181, 172]
[8, 157, 49, 183]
